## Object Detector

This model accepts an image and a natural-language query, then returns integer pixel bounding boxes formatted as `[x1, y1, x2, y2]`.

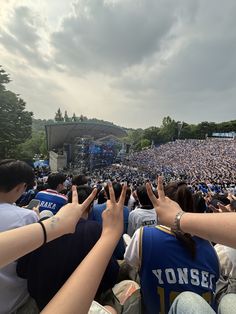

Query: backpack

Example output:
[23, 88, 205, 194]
[111, 280, 141, 314]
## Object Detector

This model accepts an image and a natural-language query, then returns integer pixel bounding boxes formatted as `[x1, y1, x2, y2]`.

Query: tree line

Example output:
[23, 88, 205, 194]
[124, 116, 236, 151]
[0, 67, 235, 160]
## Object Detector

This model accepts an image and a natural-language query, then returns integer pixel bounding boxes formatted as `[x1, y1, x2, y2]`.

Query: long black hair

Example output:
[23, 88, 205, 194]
[165, 181, 196, 259]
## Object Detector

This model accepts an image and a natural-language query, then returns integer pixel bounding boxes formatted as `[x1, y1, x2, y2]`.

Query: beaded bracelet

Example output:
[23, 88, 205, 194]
[173, 210, 186, 233]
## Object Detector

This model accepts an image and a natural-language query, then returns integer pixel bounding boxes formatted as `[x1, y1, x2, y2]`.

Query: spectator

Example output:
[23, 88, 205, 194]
[0, 159, 38, 313]
[127, 185, 157, 236]
[125, 181, 219, 313]
[72, 174, 88, 186]
[35, 172, 68, 215]
[91, 182, 129, 259]
[17, 185, 119, 310]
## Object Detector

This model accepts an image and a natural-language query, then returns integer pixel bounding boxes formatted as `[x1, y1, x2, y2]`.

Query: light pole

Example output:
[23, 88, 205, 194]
[177, 121, 183, 139]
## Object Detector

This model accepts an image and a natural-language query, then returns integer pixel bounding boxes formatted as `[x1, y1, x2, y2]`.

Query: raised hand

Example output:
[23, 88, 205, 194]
[218, 203, 232, 213]
[55, 186, 97, 234]
[102, 182, 127, 240]
[146, 176, 182, 228]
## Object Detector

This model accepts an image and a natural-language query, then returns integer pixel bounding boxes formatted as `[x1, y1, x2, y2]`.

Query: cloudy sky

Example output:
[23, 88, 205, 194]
[1, 0, 236, 128]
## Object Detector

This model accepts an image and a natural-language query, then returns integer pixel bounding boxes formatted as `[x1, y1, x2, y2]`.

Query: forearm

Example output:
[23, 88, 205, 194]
[180, 212, 236, 248]
[0, 218, 65, 268]
[42, 233, 118, 314]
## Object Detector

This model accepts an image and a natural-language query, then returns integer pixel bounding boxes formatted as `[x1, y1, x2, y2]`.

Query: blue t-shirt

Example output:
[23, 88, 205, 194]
[35, 189, 68, 215]
[140, 226, 219, 314]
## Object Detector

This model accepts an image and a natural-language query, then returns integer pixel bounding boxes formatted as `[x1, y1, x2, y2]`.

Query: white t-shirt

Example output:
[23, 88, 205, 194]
[124, 229, 141, 268]
[0, 203, 38, 314]
[127, 207, 157, 237]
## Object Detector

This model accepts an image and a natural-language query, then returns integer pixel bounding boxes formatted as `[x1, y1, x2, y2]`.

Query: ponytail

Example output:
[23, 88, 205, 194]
[165, 181, 196, 259]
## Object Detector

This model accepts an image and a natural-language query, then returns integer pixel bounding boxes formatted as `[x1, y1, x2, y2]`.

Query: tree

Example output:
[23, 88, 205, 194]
[72, 113, 77, 122]
[143, 126, 163, 144]
[64, 110, 70, 122]
[79, 114, 84, 122]
[16, 131, 47, 160]
[160, 116, 178, 141]
[55, 108, 64, 122]
[0, 67, 33, 158]
[140, 138, 151, 149]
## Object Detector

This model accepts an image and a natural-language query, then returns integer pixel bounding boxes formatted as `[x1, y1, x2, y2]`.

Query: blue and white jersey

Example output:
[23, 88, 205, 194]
[140, 226, 219, 314]
[35, 189, 68, 215]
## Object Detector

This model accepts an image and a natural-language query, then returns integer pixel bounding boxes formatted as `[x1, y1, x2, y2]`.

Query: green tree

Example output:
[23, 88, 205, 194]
[179, 123, 195, 139]
[126, 129, 144, 151]
[64, 110, 70, 122]
[0, 67, 33, 158]
[143, 126, 163, 144]
[140, 138, 151, 149]
[72, 113, 77, 122]
[160, 116, 178, 141]
[16, 131, 47, 160]
[55, 108, 64, 122]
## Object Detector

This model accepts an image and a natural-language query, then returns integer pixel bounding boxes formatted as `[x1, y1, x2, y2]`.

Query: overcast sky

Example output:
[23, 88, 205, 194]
[1, 0, 236, 128]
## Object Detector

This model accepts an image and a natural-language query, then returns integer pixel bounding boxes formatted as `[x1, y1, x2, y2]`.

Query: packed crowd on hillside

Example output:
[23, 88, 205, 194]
[89, 139, 236, 196]
[0, 138, 236, 313]
[124, 138, 236, 185]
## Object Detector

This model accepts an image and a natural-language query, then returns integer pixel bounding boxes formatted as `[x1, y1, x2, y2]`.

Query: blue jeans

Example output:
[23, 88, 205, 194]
[168, 292, 236, 314]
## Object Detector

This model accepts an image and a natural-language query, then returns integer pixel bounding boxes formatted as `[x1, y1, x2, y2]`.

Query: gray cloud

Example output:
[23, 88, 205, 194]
[52, 0, 189, 73]
[0, 0, 236, 128]
[0, 6, 51, 69]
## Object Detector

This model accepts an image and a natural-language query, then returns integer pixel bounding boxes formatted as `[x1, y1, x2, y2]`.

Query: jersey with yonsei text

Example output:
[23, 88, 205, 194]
[140, 226, 219, 314]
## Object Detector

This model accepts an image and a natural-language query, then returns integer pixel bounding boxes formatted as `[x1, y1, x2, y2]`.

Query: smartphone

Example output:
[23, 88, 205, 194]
[26, 199, 40, 210]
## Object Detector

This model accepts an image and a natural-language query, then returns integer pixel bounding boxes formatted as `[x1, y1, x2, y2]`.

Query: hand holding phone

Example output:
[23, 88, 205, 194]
[26, 199, 40, 210]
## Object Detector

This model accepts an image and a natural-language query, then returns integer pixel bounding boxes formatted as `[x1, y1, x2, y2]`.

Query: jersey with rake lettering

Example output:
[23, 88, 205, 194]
[140, 226, 219, 314]
[35, 189, 68, 215]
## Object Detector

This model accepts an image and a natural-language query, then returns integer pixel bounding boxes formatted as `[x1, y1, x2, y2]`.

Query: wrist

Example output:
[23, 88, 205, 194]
[171, 210, 187, 233]
[43, 217, 66, 242]
[101, 229, 121, 244]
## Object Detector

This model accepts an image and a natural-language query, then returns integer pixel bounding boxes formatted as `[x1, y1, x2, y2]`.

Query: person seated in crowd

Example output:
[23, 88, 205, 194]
[16, 183, 37, 207]
[125, 181, 220, 314]
[91, 182, 129, 259]
[127, 185, 158, 237]
[17, 185, 119, 311]
[35, 172, 68, 215]
[72, 174, 89, 186]
[0, 159, 38, 313]
[2, 175, 236, 313]
[214, 242, 236, 305]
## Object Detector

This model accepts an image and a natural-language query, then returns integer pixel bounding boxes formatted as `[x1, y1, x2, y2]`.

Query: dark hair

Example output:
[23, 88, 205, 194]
[104, 182, 122, 201]
[136, 185, 154, 208]
[97, 189, 106, 204]
[72, 174, 88, 186]
[47, 173, 66, 190]
[124, 187, 131, 206]
[68, 185, 94, 213]
[0, 159, 35, 192]
[193, 193, 206, 213]
[165, 181, 196, 259]
[230, 200, 236, 211]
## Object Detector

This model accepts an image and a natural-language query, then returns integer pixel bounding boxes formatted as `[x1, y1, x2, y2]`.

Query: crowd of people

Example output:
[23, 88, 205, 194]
[124, 138, 235, 188]
[0, 137, 236, 313]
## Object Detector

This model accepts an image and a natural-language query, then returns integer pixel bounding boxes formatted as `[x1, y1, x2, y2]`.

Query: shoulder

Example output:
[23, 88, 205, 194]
[16, 207, 39, 224]
[36, 190, 67, 202]
[76, 219, 102, 233]
[56, 193, 68, 201]
[0, 203, 38, 229]
[129, 208, 139, 218]
[75, 219, 102, 243]
[93, 203, 106, 212]
[124, 228, 142, 268]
